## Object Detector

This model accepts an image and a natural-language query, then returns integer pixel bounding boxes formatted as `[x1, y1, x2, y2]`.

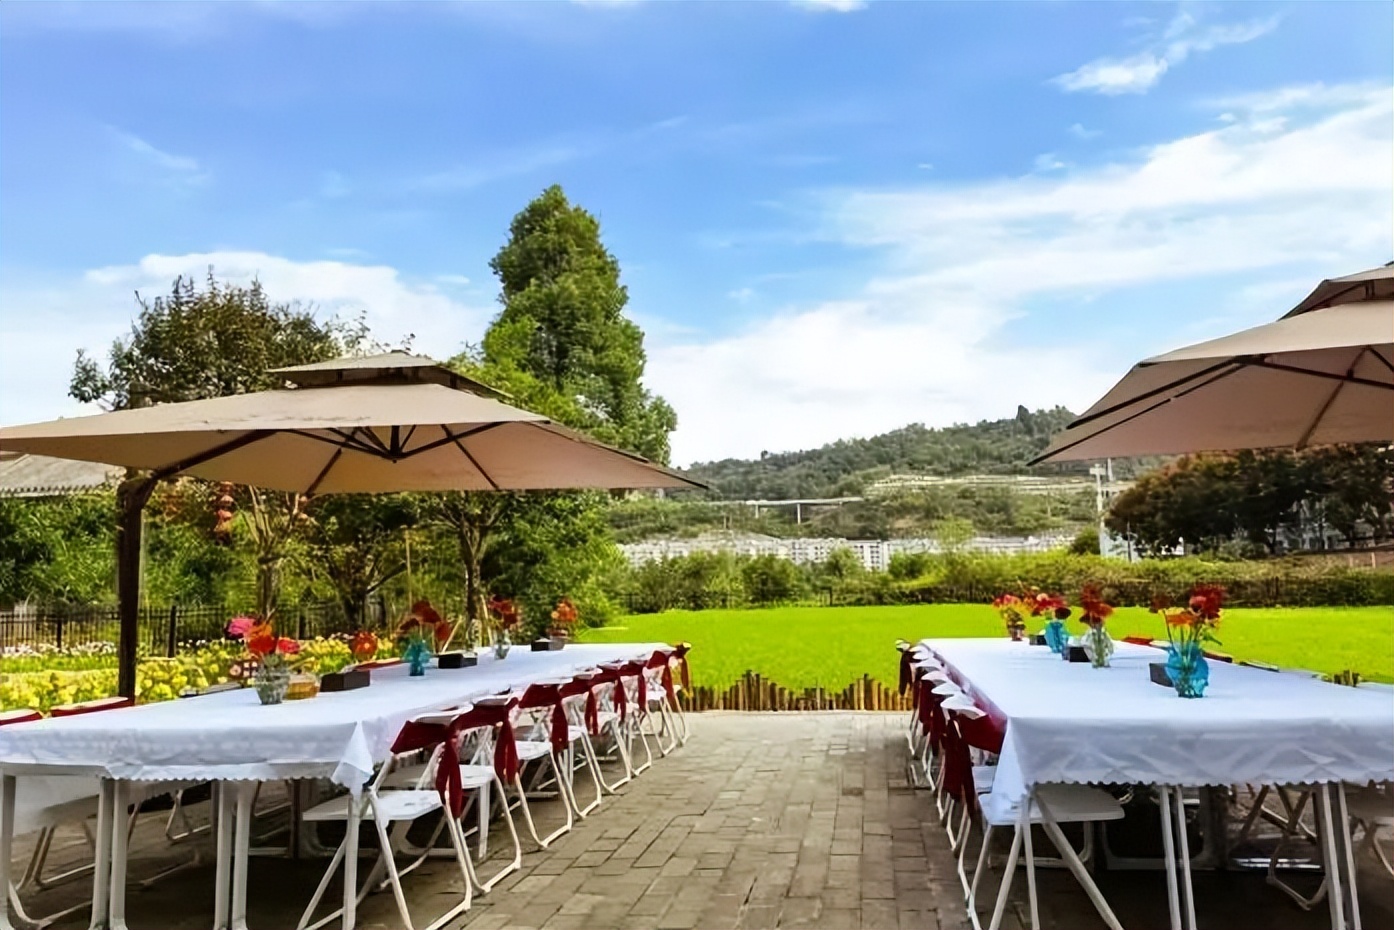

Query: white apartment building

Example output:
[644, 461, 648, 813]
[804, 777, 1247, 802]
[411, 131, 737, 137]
[619, 531, 1072, 572]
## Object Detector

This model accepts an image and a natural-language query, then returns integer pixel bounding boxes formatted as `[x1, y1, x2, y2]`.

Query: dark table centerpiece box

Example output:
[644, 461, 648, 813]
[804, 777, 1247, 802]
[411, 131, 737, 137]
[321, 668, 370, 692]
[437, 651, 477, 669]
[1029, 633, 1048, 646]
[531, 637, 565, 652]
[1149, 663, 1174, 687]
[1066, 645, 1089, 663]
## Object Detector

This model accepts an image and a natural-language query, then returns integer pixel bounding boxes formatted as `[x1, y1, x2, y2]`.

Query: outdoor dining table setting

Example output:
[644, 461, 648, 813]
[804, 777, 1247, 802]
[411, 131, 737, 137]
[0, 641, 690, 930]
[903, 634, 1394, 930]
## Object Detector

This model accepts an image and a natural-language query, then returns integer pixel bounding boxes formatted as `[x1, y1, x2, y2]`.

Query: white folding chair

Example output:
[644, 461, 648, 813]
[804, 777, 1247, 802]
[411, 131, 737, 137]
[296, 706, 501, 930]
[967, 785, 1126, 930]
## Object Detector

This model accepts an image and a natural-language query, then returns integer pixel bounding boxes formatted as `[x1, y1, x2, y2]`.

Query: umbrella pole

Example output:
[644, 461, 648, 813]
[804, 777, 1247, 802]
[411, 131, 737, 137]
[116, 476, 157, 699]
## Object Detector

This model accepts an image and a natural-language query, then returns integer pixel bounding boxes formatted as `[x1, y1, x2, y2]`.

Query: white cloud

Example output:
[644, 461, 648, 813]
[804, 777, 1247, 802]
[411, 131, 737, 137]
[112, 129, 207, 185]
[1069, 123, 1102, 140]
[652, 83, 1392, 464]
[1, 253, 492, 427]
[727, 287, 755, 303]
[791, 0, 867, 11]
[1032, 152, 1066, 172]
[1054, 12, 1280, 95]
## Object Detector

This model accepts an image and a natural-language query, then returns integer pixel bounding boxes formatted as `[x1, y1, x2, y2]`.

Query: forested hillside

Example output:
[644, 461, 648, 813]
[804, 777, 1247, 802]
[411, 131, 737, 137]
[685, 406, 1085, 500]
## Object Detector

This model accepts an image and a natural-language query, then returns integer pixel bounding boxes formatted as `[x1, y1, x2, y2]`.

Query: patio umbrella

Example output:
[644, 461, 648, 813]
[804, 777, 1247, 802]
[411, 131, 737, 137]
[1031, 264, 1394, 464]
[0, 352, 704, 693]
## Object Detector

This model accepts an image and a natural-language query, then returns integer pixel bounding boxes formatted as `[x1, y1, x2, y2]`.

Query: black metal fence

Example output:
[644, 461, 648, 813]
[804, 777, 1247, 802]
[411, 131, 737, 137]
[0, 600, 388, 656]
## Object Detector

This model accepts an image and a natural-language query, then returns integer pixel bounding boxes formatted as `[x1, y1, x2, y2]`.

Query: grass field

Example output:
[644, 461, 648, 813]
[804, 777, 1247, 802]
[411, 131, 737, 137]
[581, 604, 1394, 690]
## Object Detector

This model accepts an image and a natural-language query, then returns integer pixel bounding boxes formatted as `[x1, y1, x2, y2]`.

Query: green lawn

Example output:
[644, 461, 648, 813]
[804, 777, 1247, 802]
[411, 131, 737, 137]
[581, 604, 1394, 691]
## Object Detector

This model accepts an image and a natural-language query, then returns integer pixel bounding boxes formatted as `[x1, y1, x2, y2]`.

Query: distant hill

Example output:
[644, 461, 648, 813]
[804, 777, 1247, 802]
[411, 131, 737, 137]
[685, 406, 1089, 501]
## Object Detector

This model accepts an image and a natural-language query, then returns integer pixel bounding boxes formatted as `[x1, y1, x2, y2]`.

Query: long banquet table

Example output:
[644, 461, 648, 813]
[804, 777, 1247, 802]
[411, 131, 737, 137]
[0, 642, 666, 930]
[920, 638, 1394, 930]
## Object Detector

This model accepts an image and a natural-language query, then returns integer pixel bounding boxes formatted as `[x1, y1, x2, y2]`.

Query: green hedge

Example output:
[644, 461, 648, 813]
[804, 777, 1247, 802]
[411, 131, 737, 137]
[846, 551, 1394, 608]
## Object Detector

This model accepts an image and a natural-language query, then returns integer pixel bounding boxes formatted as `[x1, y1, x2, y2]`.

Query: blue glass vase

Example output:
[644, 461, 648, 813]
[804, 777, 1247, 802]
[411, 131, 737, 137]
[404, 640, 431, 677]
[1165, 643, 1208, 698]
[1043, 620, 1066, 654]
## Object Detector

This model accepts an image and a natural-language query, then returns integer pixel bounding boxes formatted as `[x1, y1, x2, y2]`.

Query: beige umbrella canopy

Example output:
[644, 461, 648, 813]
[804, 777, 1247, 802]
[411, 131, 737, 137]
[0, 352, 702, 696]
[1032, 264, 1394, 464]
[0, 351, 702, 493]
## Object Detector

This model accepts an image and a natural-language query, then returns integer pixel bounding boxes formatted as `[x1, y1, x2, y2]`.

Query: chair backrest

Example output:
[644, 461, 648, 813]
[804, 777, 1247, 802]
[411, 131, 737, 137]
[50, 696, 134, 717]
[0, 709, 42, 726]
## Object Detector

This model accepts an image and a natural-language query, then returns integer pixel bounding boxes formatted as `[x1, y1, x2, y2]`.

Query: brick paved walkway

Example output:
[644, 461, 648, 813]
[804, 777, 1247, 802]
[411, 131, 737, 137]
[18, 712, 1394, 928]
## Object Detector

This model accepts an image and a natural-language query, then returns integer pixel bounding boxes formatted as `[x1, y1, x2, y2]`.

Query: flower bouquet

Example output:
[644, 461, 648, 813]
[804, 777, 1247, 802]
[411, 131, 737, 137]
[548, 597, 578, 648]
[1152, 585, 1224, 698]
[1077, 585, 1114, 668]
[395, 601, 454, 676]
[1025, 587, 1071, 653]
[487, 595, 521, 659]
[227, 615, 301, 705]
[991, 593, 1029, 642]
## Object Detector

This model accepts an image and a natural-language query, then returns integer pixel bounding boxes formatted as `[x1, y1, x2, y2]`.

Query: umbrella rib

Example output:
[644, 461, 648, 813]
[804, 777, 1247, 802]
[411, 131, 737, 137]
[1062, 360, 1239, 430]
[305, 448, 343, 497]
[150, 430, 276, 481]
[1295, 348, 1366, 449]
[1029, 364, 1245, 465]
[290, 429, 383, 458]
[447, 427, 500, 491]
[399, 422, 505, 459]
[1242, 358, 1394, 391]
[1366, 347, 1394, 377]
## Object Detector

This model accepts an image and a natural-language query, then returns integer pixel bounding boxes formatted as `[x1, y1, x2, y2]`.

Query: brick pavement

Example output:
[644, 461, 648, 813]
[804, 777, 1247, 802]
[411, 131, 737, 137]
[16, 712, 1394, 929]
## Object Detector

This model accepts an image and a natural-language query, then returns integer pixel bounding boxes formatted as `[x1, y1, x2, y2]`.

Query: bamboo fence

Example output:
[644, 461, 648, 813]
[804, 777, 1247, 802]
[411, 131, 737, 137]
[677, 672, 910, 712]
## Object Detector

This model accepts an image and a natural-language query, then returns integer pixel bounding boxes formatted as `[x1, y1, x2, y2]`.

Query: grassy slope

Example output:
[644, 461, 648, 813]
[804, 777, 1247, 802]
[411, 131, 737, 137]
[581, 604, 1394, 690]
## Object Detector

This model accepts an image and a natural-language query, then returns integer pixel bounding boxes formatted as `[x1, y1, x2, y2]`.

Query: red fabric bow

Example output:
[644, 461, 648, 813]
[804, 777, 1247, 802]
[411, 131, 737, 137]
[660, 663, 678, 707]
[519, 683, 569, 757]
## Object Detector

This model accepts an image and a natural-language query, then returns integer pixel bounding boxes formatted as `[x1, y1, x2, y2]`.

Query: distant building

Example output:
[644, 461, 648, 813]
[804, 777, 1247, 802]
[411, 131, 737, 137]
[618, 530, 1072, 572]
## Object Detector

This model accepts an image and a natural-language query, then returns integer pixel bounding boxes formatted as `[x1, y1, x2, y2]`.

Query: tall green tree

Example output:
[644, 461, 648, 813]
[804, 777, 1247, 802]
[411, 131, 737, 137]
[485, 184, 677, 463]
[428, 186, 679, 632]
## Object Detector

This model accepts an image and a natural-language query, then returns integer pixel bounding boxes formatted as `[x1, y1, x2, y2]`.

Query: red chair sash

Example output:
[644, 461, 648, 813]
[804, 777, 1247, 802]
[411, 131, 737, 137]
[899, 649, 914, 695]
[956, 712, 1004, 756]
[940, 722, 978, 813]
[390, 699, 519, 818]
[660, 663, 678, 707]
[518, 684, 570, 757]
[622, 661, 648, 709]
[50, 697, 134, 717]
[1121, 635, 1154, 646]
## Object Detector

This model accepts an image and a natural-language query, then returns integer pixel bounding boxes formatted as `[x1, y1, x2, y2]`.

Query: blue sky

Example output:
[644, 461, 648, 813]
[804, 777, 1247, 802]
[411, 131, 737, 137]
[1, 1, 1389, 465]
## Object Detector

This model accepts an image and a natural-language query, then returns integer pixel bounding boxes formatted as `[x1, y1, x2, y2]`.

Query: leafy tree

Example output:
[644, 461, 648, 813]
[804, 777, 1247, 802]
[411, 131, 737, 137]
[303, 495, 415, 629]
[741, 554, 802, 605]
[71, 272, 350, 408]
[888, 551, 932, 581]
[1068, 526, 1101, 556]
[486, 184, 676, 463]
[428, 186, 678, 631]
[0, 494, 115, 605]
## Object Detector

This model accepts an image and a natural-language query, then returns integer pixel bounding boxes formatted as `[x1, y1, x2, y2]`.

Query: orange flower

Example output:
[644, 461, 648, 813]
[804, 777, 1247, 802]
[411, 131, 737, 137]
[246, 622, 276, 658]
[550, 598, 579, 626]
[350, 631, 379, 662]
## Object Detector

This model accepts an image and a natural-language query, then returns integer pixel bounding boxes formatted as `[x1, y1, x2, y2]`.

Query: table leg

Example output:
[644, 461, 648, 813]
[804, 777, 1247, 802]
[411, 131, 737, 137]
[89, 779, 114, 930]
[1335, 785, 1362, 930]
[231, 784, 254, 930]
[1035, 793, 1124, 930]
[1171, 788, 1197, 930]
[108, 781, 129, 930]
[1159, 786, 1182, 930]
[342, 795, 360, 930]
[0, 774, 16, 930]
[1317, 785, 1348, 930]
[213, 784, 233, 930]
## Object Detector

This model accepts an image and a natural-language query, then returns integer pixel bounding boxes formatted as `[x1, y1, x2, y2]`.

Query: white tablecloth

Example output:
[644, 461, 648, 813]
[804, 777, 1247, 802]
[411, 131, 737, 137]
[922, 639, 1394, 822]
[0, 643, 662, 790]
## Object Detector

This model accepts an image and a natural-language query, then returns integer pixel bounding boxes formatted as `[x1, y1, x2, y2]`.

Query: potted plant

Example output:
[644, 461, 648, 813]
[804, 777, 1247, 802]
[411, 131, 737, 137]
[991, 593, 1028, 642]
[487, 595, 520, 659]
[227, 615, 301, 704]
[548, 597, 579, 649]
[1153, 585, 1224, 697]
[395, 601, 454, 676]
[1077, 585, 1115, 668]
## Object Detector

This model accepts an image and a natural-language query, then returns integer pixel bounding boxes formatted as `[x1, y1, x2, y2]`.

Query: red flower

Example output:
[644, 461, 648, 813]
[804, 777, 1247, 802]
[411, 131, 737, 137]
[246, 622, 276, 659]
[1028, 591, 1067, 617]
[1188, 584, 1225, 621]
[276, 637, 300, 656]
[991, 593, 1021, 610]
[1078, 585, 1114, 627]
[350, 631, 379, 662]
